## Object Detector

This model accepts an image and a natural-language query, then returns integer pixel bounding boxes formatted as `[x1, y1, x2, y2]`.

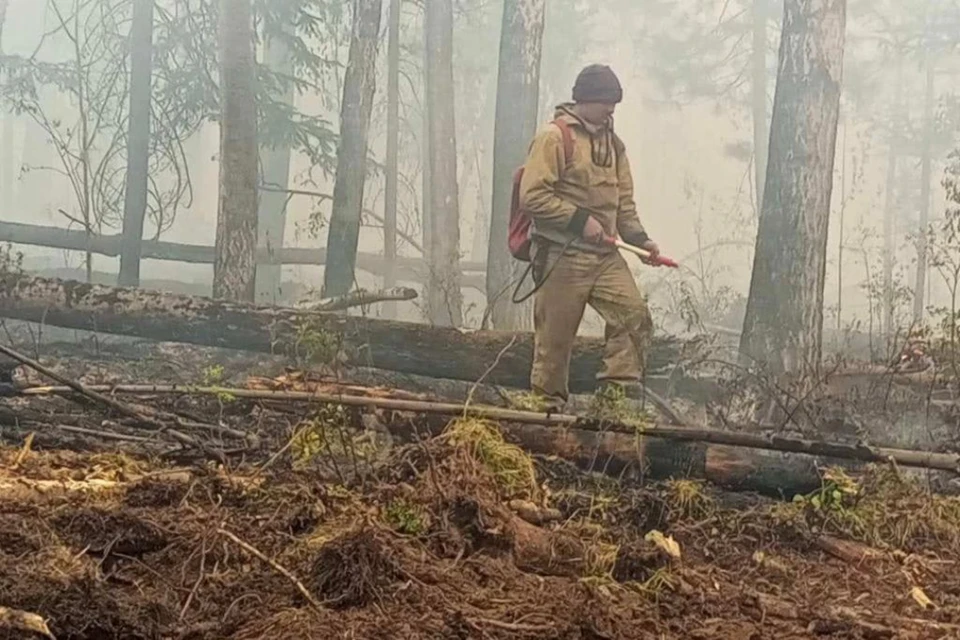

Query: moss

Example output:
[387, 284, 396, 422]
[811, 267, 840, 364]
[445, 418, 538, 501]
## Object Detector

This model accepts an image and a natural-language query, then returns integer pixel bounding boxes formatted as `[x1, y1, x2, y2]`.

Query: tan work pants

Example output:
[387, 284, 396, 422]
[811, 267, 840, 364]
[530, 240, 653, 405]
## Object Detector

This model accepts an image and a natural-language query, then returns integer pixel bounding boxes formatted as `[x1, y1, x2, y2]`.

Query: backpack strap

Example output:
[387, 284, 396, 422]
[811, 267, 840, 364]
[552, 118, 575, 167]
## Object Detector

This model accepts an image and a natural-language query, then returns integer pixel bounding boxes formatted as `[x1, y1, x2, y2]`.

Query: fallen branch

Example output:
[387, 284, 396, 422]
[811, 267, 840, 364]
[18, 384, 960, 475]
[217, 528, 323, 611]
[294, 287, 418, 312]
[816, 535, 883, 566]
[0, 606, 55, 639]
[0, 344, 218, 459]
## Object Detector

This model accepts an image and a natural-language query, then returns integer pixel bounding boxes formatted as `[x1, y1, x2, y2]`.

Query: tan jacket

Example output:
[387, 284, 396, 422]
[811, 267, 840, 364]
[518, 104, 648, 253]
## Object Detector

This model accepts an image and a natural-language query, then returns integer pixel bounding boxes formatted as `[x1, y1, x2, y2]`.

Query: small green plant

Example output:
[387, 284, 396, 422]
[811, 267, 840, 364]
[504, 391, 550, 413]
[293, 318, 338, 366]
[665, 479, 713, 521]
[383, 499, 426, 536]
[291, 406, 351, 469]
[200, 364, 235, 403]
[202, 364, 225, 386]
[588, 384, 652, 428]
[791, 467, 860, 514]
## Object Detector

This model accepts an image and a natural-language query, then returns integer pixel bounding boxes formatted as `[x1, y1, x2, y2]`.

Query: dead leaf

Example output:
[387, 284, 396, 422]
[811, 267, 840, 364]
[0, 606, 55, 638]
[645, 530, 681, 560]
[910, 586, 937, 610]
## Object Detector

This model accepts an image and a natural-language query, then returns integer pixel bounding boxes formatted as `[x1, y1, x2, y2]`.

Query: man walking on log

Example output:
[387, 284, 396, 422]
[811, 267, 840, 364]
[519, 64, 660, 412]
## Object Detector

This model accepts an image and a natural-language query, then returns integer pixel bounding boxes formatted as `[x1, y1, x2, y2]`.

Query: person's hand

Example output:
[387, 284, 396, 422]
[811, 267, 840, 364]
[582, 216, 605, 244]
[640, 239, 660, 264]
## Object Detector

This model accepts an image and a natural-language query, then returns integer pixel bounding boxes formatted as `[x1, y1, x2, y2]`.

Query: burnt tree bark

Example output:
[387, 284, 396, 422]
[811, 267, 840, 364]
[214, 0, 259, 302]
[752, 0, 769, 215]
[486, 0, 546, 331]
[117, 0, 155, 288]
[323, 0, 384, 299]
[383, 0, 401, 319]
[739, 0, 846, 375]
[423, 0, 462, 327]
[0, 274, 681, 392]
[255, 31, 295, 305]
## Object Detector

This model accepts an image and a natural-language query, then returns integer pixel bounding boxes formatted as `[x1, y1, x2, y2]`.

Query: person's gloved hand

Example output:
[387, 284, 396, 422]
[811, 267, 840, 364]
[639, 239, 660, 264]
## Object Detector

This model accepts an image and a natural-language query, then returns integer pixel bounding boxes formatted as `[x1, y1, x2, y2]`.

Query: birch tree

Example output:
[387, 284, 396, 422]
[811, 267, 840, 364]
[739, 0, 847, 374]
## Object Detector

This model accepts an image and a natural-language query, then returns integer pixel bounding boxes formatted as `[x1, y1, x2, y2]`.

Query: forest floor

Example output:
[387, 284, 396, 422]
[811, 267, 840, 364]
[1, 341, 960, 640]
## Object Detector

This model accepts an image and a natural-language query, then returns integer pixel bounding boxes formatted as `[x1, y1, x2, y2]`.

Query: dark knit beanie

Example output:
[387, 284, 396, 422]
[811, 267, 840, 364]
[572, 64, 623, 104]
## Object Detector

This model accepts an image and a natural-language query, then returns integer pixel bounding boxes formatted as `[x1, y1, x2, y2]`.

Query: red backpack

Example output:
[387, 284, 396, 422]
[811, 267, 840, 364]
[508, 119, 575, 262]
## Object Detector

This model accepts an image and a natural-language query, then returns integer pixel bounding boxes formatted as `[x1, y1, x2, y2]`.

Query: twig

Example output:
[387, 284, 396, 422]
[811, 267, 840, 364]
[49, 424, 156, 444]
[0, 344, 221, 460]
[294, 287, 419, 312]
[464, 335, 518, 412]
[217, 528, 323, 611]
[470, 617, 554, 633]
[18, 384, 960, 474]
[179, 543, 208, 622]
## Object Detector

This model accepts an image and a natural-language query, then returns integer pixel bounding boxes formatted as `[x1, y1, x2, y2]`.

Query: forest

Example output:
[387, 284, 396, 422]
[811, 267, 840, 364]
[1, 0, 960, 638]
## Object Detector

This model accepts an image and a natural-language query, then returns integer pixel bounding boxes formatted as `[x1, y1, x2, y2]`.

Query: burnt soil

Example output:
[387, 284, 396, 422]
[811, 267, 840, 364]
[0, 343, 958, 639]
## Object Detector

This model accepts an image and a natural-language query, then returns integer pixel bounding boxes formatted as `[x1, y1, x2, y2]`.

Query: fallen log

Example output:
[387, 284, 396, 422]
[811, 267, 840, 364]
[0, 220, 486, 290]
[19, 384, 960, 475]
[0, 274, 682, 391]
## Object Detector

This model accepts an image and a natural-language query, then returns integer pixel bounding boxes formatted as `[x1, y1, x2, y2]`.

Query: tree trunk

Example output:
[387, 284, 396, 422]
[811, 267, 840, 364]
[882, 146, 897, 343]
[486, 0, 546, 331]
[913, 63, 934, 324]
[383, 0, 401, 319]
[117, 0, 155, 288]
[0, 0, 13, 220]
[255, 33, 295, 305]
[322, 0, 384, 299]
[752, 0, 769, 216]
[739, 0, 846, 375]
[0, 274, 681, 392]
[423, 0, 462, 327]
[214, 0, 259, 302]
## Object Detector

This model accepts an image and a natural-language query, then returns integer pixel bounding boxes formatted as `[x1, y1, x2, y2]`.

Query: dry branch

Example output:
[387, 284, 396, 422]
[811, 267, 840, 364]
[0, 343, 217, 458]
[18, 383, 960, 474]
[217, 528, 323, 611]
[294, 287, 418, 311]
